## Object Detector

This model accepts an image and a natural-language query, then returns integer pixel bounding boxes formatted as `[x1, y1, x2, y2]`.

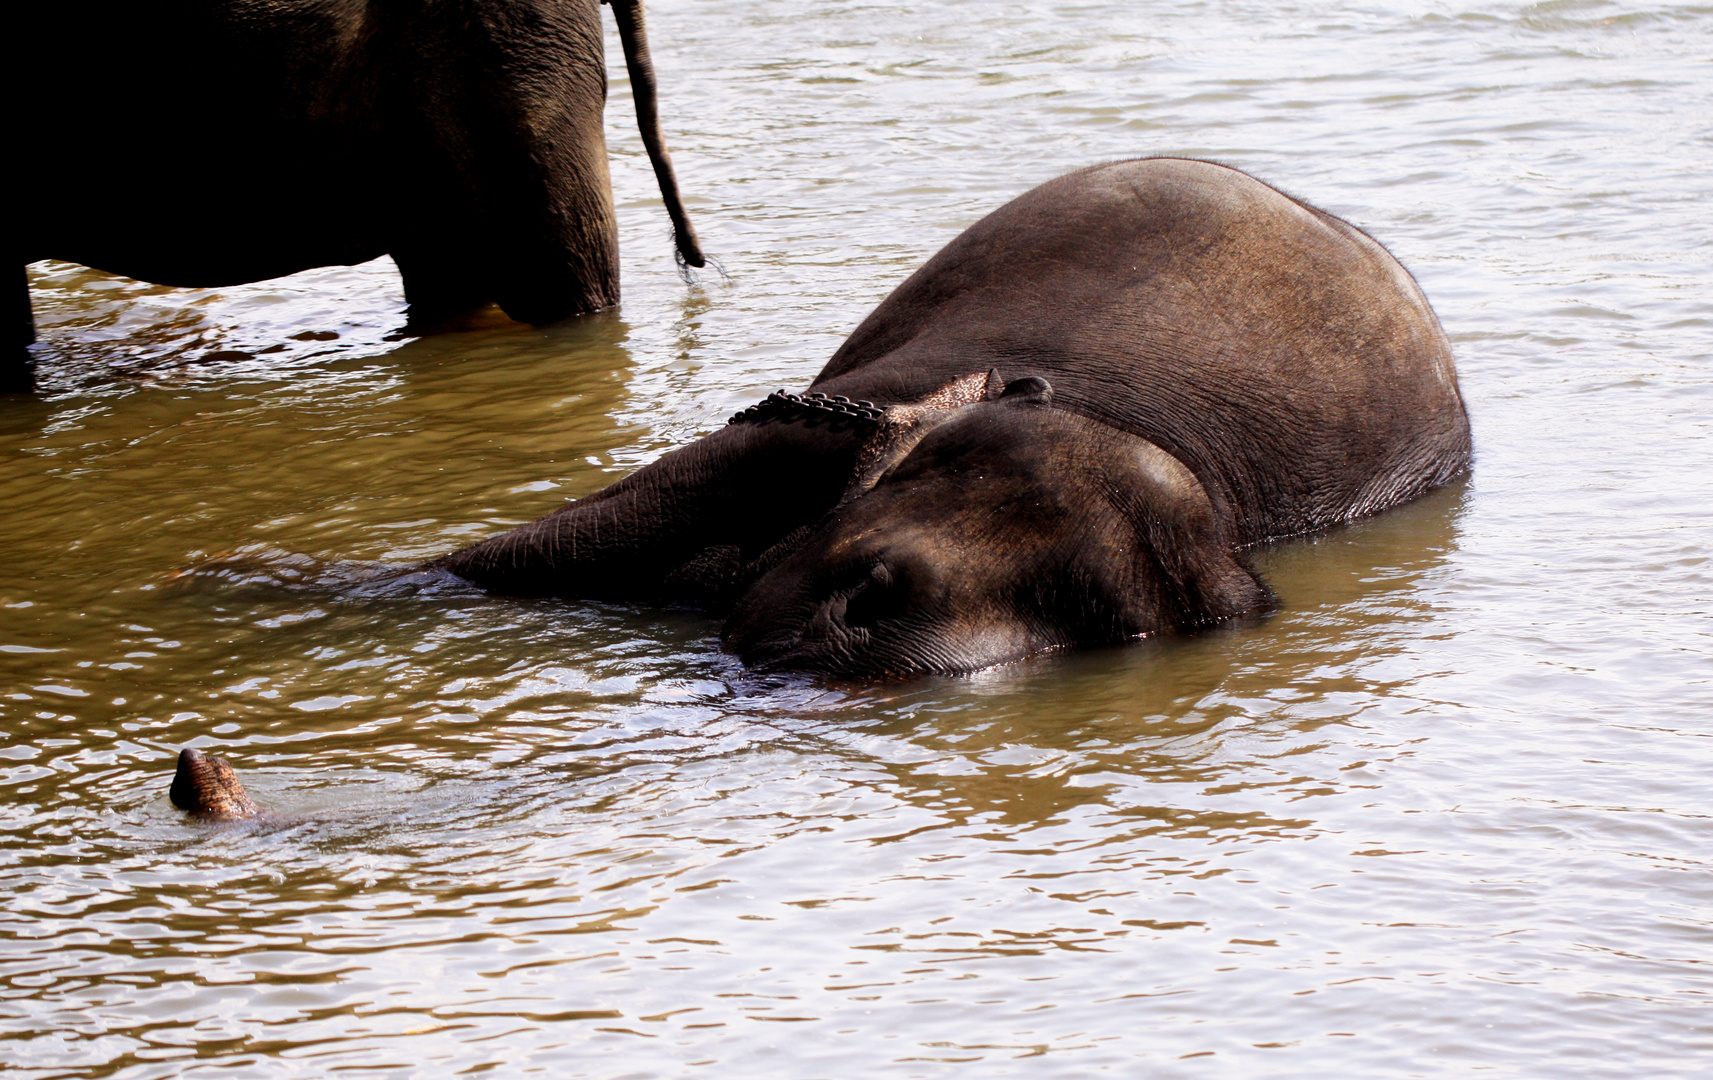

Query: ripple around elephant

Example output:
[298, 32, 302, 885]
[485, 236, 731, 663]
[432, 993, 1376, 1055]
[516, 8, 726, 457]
[170, 157, 1473, 821]
[17, 0, 703, 389]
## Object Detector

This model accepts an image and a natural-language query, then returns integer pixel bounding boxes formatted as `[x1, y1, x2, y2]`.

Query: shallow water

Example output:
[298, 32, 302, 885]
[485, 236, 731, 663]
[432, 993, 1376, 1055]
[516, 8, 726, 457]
[6, 1, 1711, 1076]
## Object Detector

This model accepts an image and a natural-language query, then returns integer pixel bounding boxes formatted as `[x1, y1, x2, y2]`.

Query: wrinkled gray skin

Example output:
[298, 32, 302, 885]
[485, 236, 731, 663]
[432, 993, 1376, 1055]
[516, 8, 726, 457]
[437, 159, 1472, 679]
[16, 0, 702, 391]
[171, 748, 262, 821]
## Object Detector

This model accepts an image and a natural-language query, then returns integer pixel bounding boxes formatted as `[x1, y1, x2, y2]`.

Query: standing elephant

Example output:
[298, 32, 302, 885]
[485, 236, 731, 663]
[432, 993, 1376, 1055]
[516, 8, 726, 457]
[433, 158, 1473, 678]
[16, 0, 703, 390]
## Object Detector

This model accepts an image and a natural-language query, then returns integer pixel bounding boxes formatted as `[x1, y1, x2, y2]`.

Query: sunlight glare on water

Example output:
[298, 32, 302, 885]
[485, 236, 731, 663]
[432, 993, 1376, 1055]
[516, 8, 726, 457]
[5, 2, 1711, 1077]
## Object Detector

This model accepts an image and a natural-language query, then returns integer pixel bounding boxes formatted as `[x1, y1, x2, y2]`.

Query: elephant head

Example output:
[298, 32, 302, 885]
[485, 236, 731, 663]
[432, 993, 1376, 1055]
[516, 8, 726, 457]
[722, 376, 1272, 677]
[437, 370, 1273, 678]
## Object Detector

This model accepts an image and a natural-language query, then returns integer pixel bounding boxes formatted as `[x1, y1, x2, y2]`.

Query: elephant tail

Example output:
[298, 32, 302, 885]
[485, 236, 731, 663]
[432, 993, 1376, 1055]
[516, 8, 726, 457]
[610, 0, 707, 270]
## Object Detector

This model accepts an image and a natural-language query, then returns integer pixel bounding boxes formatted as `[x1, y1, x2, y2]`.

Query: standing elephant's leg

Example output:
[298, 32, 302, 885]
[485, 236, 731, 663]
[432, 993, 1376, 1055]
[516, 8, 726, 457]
[9, 269, 36, 394]
[393, 244, 508, 331]
[391, 0, 620, 326]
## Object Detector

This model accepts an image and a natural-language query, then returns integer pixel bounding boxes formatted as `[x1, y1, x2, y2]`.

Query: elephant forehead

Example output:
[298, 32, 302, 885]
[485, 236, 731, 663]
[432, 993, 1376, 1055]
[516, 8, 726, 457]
[876, 403, 1196, 510]
[850, 466, 1079, 534]
[819, 473, 1102, 583]
[879, 405, 1088, 483]
[834, 409, 1215, 572]
[817, 502, 1013, 573]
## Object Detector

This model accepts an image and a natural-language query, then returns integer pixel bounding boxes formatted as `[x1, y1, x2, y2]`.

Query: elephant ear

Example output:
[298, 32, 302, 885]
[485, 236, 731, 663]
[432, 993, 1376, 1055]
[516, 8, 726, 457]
[837, 368, 1070, 503]
[998, 375, 1053, 408]
[838, 368, 1008, 503]
[1093, 433, 1273, 635]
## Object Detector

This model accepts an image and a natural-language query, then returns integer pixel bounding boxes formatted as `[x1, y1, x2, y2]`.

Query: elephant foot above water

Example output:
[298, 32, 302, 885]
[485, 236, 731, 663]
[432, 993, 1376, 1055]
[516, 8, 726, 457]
[170, 748, 263, 822]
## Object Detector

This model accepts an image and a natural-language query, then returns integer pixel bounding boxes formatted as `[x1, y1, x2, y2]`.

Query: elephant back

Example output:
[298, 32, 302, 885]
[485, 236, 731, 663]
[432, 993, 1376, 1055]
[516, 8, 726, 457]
[812, 157, 1472, 545]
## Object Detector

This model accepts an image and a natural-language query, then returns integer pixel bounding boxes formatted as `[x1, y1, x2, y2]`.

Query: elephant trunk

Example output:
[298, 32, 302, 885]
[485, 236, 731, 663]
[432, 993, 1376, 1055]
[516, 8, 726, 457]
[609, 0, 706, 270]
[435, 419, 868, 603]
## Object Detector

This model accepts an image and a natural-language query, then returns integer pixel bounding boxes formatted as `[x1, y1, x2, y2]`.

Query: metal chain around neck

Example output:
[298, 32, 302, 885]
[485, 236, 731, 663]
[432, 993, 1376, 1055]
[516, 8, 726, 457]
[727, 390, 885, 434]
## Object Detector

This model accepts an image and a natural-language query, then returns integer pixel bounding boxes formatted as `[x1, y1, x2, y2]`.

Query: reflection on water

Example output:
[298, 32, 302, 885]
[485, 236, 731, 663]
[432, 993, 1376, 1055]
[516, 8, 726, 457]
[7, 1, 1712, 1076]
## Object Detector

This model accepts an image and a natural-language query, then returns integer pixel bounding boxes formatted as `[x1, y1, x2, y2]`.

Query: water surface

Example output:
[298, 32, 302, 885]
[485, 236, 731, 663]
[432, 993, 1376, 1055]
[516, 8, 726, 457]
[6, 1, 1711, 1076]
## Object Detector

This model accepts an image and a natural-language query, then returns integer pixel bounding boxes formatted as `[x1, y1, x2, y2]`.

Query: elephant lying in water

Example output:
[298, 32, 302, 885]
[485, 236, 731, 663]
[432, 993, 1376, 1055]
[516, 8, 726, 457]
[173, 157, 1473, 818]
[440, 157, 1471, 673]
[18, 0, 702, 390]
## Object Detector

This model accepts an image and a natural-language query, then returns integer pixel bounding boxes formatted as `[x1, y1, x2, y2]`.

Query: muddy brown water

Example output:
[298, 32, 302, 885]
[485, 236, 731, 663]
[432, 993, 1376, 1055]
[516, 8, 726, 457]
[6, 2, 1711, 1077]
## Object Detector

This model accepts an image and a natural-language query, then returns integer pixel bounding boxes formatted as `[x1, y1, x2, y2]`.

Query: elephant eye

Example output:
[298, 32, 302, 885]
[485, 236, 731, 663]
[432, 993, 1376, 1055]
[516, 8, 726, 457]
[843, 563, 905, 630]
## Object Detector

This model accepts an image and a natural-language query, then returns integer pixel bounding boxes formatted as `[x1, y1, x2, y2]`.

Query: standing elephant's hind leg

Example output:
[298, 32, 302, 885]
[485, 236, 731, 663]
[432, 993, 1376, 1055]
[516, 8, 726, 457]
[11, 269, 38, 394]
[394, 247, 503, 331]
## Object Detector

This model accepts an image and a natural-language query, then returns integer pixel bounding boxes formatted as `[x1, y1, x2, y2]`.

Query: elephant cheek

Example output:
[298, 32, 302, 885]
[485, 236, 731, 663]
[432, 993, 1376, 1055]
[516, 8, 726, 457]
[916, 617, 1050, 676]
[728, 607, 1046, 679]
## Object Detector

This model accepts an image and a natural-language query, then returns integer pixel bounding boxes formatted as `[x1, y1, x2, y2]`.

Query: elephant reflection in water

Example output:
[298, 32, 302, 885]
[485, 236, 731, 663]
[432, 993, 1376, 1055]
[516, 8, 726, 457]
[17, 0, 704, 390]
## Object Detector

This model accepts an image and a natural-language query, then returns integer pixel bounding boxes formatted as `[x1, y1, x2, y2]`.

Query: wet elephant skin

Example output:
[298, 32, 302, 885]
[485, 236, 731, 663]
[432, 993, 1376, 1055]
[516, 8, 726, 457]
[437, 158, 1473, 678]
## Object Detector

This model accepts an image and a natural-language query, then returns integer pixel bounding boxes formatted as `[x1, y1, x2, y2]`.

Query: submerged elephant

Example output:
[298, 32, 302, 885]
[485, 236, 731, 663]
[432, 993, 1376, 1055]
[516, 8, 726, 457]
[170, 158, 1473, 819]
[17, 0, 703, 389]
[433, 158, 1472, 677]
